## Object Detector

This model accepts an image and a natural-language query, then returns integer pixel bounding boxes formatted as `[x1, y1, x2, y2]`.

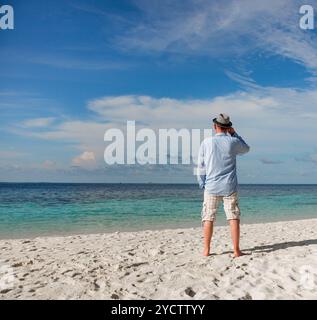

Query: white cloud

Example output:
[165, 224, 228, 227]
[11, 78, 317, 183]
[88, 93, 276, 129]
[16, 84, 317, 160]
[72, 151, 96, 168]
[87, 87, 317, 140]
[22, 117, 55, 128]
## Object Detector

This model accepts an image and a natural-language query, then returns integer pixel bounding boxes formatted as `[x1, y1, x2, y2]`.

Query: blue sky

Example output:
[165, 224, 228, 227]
[1, 0, 317, 183]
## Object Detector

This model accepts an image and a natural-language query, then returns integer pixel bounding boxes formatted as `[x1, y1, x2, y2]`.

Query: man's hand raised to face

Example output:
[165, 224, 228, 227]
[228, 127, 235, 136]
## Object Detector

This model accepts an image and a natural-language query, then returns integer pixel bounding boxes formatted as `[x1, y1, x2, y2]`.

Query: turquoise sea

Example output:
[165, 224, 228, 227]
[0, 183, 316, 239]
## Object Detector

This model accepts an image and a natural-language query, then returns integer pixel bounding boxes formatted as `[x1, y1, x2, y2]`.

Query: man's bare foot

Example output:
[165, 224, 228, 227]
[233, 250, 244, 258]
[203, 249, 210, 256]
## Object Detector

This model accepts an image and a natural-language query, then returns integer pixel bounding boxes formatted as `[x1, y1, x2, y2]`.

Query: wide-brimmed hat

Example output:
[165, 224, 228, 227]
[213, 113, 232, 128]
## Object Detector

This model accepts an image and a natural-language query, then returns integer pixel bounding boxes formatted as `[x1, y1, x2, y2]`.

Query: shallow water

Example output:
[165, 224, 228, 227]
[0, 183, 316, 238]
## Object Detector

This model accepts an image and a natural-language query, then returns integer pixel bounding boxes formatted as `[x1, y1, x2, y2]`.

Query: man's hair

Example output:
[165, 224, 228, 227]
[214, 123, 229, 132]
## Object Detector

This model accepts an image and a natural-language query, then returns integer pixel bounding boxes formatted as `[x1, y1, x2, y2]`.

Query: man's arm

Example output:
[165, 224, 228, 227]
[197, 141, 206, 189]
[228, 128, 250, 155]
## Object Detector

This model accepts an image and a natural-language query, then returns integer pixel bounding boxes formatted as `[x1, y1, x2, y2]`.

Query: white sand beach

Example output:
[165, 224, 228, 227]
[0, 219, 316, 300]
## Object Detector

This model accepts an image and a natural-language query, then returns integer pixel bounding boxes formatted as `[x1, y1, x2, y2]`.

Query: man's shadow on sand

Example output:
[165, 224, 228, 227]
[220, 239, 317, 255]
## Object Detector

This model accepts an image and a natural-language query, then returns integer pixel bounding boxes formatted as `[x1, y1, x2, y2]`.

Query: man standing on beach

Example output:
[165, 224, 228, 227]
[197, 114, 250, 257]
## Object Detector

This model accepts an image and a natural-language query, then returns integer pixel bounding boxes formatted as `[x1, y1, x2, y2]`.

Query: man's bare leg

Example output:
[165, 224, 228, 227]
[203, 220, 213, 256]
[229, 219, 243, 257]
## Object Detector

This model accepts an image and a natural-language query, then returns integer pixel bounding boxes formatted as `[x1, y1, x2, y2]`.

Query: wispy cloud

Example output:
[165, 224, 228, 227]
[114, 0, 317, 73]
[22, 117, 55, 128]
[225, 71, 260, 90]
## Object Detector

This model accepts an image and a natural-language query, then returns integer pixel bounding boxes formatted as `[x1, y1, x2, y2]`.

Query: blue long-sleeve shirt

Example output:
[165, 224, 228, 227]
[197, 132, 250, 196]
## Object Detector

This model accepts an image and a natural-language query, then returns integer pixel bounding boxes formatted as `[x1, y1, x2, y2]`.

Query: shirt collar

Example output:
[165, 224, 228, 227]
[215, 133, 227, 136]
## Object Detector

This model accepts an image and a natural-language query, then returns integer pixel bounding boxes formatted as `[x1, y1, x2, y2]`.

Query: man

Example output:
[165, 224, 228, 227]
[197, 113, 250, 257]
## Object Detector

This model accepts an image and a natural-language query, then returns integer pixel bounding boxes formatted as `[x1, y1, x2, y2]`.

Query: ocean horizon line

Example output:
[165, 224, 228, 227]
[1, 182, 317, 186]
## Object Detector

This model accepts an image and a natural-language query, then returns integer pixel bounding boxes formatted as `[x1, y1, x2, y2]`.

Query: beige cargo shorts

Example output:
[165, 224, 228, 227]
[201, 191, 240, 224]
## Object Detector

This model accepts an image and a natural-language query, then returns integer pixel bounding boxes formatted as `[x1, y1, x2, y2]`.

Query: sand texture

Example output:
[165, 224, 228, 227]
[0, 219, 316, 300]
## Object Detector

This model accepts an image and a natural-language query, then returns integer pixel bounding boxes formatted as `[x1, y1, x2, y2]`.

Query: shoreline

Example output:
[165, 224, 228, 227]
[0, 215, 316, 241]
[0, 218, 316, 299]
